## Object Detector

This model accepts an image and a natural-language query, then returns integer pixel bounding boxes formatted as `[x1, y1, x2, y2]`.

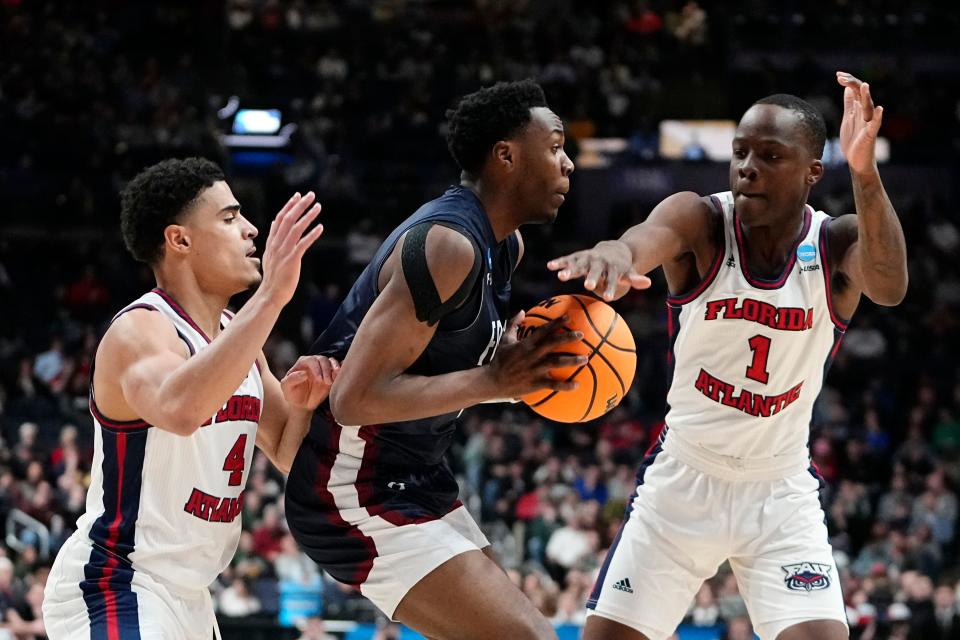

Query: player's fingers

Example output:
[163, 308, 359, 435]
[544, 353, 588, 369]
[553, 255, 588, 280]
[841, 86, 856, 116]
[277, 192, 302, 218]
[540, 330, 584, 353]
[584, 260, 605, 291]
[280, 370, 308, 390]
[279, 192, 316, 234]
[295, 221, 325, 256]
[546, 256, 569, 272]
[316, 357, 336, 385]
[861, 82, 875, 116]
[287, 202, 323, 254]
[531, 316, 569, 343]
[545, 378, 579, 392]
[603, 266, 621, 300]
[868, 106, 884, 136]
[628, 272, 653, 290]
[506, 310, 525, 334]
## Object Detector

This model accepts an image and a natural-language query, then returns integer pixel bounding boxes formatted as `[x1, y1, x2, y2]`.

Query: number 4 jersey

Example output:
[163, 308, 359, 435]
[664, 192, 847, 461]
[70, 288, 262, 592]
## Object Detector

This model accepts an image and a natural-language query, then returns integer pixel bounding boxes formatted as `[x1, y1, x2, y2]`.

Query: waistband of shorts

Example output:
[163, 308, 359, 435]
[662, 430, 810, 481]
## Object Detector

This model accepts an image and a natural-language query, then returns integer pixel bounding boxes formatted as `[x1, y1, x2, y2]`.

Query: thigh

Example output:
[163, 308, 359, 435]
[587, 453, 729, 640]
[730, 472, 847, 640]
[772, 619, 848, 640]
[393, 549, 556, 640]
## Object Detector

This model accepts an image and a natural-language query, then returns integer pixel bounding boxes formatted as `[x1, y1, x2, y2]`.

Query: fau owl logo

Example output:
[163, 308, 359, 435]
[782, 562, 832, 592]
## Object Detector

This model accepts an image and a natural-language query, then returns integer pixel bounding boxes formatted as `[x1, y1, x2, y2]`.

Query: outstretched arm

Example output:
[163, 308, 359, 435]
[548, 191, 715, 300]
[833, 71, 908, 306]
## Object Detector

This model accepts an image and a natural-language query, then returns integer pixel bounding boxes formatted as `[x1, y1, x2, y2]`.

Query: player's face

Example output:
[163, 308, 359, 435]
[179, 181, 261, 294]
[514, 107, 574, 223]
[729, 105, 822, 228]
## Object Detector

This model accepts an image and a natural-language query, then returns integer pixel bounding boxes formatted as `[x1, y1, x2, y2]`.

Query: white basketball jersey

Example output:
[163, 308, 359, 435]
[72, 288, 262, 592]
[664, 192, 848, 460]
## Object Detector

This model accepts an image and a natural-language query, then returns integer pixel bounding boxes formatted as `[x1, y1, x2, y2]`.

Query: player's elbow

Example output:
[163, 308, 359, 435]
[329, 382, 366, 427]
[159, 415, 202, 437]
[865, 274, 908, 307]
[161, 402, 208, 436]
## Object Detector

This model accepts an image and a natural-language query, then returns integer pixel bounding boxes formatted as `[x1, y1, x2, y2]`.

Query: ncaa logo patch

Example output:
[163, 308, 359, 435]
[782, 562, 832, 592]
[796, 243, 817, 262]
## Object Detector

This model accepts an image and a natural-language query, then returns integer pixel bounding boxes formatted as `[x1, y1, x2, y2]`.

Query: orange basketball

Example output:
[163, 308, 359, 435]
[518, 294, 636, 423]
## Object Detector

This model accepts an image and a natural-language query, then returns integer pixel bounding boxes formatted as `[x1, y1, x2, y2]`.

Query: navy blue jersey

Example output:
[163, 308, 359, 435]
[290, 186, 518, 532]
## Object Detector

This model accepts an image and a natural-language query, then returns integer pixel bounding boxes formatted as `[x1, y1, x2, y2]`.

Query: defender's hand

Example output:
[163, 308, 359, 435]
[836, 71, 884, 175]
[548, 240, 651, 301]
[281, 355, 339, 410]
[259, 192, 325, 306]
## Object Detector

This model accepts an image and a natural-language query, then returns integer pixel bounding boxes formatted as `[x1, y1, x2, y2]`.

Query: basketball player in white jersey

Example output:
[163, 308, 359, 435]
[42, 158, 337, 640]
[549, 73, 907, 640]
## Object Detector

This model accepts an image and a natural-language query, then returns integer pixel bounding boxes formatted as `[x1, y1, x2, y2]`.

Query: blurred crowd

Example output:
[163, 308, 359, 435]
[2, 0, 958, 228]
[2, 1, 960, 639]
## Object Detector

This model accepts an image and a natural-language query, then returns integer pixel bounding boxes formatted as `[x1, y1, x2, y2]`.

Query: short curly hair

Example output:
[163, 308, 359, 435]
[120, 158, 225, 265]
[752, 94, 827, 159]
[445, 79, 548, 176]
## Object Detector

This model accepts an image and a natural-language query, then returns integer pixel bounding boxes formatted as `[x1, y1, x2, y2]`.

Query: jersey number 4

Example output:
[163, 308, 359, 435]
[223, 434, 247, 486]
[746, 335, 771, 384]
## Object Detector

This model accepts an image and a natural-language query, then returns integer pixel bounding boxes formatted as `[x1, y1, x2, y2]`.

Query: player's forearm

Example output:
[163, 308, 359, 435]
[272, 406, 313, 473]
[617, 223, 682, 276]
[330, 367, 496, 426]
[156, 293, 285, 433]
[850, 167, 908, 305]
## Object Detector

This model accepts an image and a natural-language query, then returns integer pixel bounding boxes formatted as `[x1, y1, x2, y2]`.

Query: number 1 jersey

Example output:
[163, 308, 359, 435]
[664, 192, 847, 460]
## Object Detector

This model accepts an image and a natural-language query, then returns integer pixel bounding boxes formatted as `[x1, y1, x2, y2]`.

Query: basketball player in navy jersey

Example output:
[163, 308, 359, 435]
[43, 158, 339, 639]
[549, 73, 907, 640]
[285, 80, 577, 639]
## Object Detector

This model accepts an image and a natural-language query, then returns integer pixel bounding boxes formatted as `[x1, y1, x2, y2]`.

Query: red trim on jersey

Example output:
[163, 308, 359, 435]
[109, 303, 158, 324]
[89, 397, 151, 433]
[314, 422, 378, 585]
[734, 205, 812, 289]
[152, 287, 212, 343]
[666, 196, 726, 305]
[818, 217, 851, 330]
[101, 432, 128, 639]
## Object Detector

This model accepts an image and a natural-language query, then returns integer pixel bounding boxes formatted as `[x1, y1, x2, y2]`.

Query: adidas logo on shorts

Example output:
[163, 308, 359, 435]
[612, 578, 634, 594]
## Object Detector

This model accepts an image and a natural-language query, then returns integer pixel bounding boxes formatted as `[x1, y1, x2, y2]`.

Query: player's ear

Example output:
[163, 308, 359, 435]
[807, 159, 824, 186]
[164, 224, 191, 256]
[492, 140, 514, 172]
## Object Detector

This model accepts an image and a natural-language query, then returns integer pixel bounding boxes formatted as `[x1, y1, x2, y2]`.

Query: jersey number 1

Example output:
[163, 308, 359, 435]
[223, 434, 247, 486]
[746, 335, 771, 384]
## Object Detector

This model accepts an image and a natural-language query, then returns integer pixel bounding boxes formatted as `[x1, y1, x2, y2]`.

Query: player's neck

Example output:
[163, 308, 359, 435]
[740, 211, 805, 275]
[153, 269, 230, 339]
[461, 178, 517, 241]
